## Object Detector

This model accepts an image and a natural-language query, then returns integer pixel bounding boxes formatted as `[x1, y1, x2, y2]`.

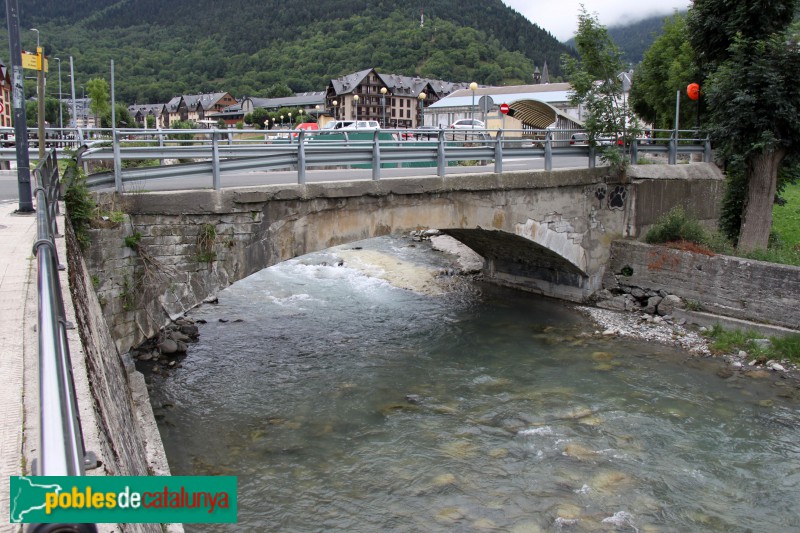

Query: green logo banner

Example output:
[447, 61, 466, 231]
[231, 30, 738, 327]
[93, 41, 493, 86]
[9, 476, 237, 524]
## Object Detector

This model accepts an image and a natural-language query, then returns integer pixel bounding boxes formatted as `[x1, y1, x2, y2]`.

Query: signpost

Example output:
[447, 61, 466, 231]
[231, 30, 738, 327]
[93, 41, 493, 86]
[500, 103, 509, 130]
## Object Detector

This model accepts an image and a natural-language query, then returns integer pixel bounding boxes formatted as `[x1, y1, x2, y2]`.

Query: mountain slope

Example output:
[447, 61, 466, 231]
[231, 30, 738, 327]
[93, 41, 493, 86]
[1, 0, 574, 103]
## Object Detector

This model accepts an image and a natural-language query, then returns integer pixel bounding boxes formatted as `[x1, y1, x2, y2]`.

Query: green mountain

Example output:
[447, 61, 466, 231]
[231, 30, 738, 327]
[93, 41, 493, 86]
[1, 0, 574, 104]
[608, 13, 685, 65]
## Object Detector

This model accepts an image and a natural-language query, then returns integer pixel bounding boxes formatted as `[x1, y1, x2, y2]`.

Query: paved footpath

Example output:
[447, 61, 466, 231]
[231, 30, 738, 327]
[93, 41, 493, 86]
[0, 200, 37, 533]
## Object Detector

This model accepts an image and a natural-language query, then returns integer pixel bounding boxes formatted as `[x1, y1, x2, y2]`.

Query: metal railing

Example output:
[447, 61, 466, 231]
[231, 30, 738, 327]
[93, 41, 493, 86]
[74, 127, 711, 192]
[30, 149, 98, 532]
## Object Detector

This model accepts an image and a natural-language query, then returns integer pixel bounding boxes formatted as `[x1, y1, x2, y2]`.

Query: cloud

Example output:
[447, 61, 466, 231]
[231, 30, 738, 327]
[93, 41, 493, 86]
[502, 0, 691, 41]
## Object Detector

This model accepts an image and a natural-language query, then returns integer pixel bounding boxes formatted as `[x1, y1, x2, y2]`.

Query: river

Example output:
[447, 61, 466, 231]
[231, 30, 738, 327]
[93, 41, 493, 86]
[144, 234, 800, 532]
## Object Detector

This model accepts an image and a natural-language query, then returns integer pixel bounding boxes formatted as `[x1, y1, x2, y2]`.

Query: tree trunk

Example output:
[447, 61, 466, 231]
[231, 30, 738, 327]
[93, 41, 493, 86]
[737, 148, 785, 252]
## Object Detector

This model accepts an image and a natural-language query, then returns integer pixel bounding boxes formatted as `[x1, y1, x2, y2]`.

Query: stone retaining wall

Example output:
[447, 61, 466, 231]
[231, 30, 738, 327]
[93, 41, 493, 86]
[66, 222, 178, 533]
[606, 240, 800, 330]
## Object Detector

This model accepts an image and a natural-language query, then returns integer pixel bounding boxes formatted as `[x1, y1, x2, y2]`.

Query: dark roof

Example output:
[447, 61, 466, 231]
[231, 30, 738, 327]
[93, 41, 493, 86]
[329, 68, 470, 98]
[246, 92, 326, 109]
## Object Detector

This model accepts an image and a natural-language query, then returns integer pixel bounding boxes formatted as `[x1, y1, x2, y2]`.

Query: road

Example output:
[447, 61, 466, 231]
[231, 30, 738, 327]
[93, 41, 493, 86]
[0, 156, 591, 200]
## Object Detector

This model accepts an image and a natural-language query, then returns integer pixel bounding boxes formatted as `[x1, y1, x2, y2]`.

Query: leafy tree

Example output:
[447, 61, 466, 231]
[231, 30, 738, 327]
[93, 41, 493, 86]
[687, 0, 800, 251]
[100, 103, 133, 128]
[265, 83, 293, 98]
[630, 14, 699, 131]
[86, 78, 110, 126]
[562, 7, 640, 171]
[250, 108, 270, 128]
[146, 115, 156, 128]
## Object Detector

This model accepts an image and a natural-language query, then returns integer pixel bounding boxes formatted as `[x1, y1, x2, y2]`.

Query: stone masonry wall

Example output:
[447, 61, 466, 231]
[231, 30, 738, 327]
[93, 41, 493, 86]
[606, 240, 800, 329]
[66, 222, 176, 533]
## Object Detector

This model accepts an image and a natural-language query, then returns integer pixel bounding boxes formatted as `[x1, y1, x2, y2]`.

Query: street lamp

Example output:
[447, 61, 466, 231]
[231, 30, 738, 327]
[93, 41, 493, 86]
[298, 109, 304, 123]
[380, 87, 388, 128]
[332, 99, 338, 120]
[30, 28, 39, 47]
[288, 112, 292, 126]
[418, 92, 426, 128]
[353, 94, 359, 122]
[469, 81, 478, 130]
[280, 114, 284, 127]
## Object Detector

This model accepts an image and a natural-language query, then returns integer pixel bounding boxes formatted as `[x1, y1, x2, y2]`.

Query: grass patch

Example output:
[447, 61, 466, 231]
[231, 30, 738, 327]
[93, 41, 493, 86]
[703, 323, 800, 364]
[774, 181, 800, 247]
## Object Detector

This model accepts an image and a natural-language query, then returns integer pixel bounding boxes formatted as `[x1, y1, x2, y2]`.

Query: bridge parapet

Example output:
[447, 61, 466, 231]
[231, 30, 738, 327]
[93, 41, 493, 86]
[84, 165, 723, 352]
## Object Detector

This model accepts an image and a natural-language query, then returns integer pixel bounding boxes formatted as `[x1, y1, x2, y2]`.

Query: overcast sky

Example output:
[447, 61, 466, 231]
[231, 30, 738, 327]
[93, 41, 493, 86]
[502, 0, 691, 42]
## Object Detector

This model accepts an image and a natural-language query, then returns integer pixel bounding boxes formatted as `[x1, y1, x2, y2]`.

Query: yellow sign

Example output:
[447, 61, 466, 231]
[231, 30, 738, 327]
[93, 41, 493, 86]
[21, 49, 48, 72]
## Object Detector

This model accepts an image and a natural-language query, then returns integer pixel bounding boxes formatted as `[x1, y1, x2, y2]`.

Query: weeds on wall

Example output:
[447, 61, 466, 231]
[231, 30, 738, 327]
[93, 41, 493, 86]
[63, 160, 96, 249]
[196, 223, 217, 263]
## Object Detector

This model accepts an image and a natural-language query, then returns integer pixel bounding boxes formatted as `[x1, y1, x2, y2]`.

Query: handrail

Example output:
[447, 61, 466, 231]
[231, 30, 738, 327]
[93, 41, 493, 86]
[12, 126, 712, 192]
[30, 149, 98, 532]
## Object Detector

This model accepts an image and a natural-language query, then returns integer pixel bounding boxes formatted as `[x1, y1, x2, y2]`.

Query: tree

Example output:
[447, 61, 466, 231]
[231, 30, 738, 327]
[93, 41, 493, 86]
[86, 78, 110, 127]
[687, 0, 800, 251]
[100, 103, 133, 128]
[562, 7, 640, 171]
[630, 14, 699, 131]
[146, 115, 156, 129]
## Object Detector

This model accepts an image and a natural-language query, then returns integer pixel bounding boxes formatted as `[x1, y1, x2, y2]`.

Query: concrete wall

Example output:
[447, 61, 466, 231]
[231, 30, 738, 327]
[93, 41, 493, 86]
[66, 222, 176, 533]
[84, 165, 723, 353]
[607, 240, 800, 329]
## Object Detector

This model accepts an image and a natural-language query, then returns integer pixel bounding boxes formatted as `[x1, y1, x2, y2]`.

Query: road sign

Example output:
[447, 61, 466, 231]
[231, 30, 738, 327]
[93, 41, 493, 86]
[21, 51, 47, 71]
[500, 103, 510, 115]
[478, 95, 494, 114]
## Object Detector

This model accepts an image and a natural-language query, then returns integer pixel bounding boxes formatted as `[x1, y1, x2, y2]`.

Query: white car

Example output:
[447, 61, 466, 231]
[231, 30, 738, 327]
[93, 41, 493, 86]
[449, 119, 485, 130]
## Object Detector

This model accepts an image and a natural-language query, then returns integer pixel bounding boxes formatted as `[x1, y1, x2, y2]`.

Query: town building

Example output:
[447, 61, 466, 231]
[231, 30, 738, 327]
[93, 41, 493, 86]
[325, 68, 471, 128]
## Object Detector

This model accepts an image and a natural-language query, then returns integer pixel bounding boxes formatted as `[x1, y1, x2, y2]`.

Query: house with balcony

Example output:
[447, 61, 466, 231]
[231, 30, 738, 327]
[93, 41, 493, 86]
[325, 68, 471, 128]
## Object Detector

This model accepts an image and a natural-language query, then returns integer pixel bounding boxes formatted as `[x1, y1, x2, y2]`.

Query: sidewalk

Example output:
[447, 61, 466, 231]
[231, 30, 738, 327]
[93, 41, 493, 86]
[0, 200, 37, 533]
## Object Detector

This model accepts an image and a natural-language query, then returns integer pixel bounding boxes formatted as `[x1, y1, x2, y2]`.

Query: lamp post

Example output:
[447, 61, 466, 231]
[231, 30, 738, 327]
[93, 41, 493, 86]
[298, 109, 304, 123]
[380, 87, 388, 128]
[280, 115, 284, 127]
[418, 91, 426, 128]
[469, 81, 478, 132]
[54, 57, 62, 131]
[332, 99, 338, 120]
[353, 94, 359, 122]
[288, 112, 292, 127]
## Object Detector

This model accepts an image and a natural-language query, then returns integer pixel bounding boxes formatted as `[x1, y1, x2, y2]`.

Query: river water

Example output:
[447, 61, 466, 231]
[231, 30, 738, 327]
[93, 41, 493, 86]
[145, 235, 800, 532]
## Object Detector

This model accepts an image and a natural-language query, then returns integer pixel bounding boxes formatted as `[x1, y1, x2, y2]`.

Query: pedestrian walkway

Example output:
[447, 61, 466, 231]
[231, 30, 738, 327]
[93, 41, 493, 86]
[0, 200, 37, 533]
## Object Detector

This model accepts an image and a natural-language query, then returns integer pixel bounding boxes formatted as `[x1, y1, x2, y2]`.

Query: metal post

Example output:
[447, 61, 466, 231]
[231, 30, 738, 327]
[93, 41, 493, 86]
[5, 0, 34, 212]
[494, 130, 503, 174]
[544, 130, 553, 171]
[630, 137, 638, 165]
[704, 136, 712, 163]
[36, 46, 45, 160]
[297, 129, 306, 184]
[111, 60, 122, 192]
[436, 129, 446, 177]
[55, 57, 62, 131]
[69, 57, 78, 140]
[211, 131, 220, 190]
[372, 129, 381, 180]
[669, 130, 677, 165]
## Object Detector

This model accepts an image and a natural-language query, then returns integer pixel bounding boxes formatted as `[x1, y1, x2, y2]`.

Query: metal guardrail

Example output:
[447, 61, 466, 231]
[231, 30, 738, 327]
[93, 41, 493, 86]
[30, 149, 98, 532]
[74, 127, 712, 192]
[2, 126, 712, 191]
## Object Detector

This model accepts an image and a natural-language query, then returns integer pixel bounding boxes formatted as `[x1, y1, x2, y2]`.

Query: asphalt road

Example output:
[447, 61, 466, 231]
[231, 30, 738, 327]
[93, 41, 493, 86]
[0, 156, 592, 200]
[114, 155, 591, 193]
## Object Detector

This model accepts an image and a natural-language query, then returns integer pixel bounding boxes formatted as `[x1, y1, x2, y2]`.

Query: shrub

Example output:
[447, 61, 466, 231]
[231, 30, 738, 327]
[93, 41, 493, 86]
[644, 206, 706, 245]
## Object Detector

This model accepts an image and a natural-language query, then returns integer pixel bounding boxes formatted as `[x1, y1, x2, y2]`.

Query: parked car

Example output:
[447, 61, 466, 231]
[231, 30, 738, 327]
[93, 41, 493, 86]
[344, 120, 380, 130]
[449, 119, 485, 130]
[321, 120, 355, 130]
[570, 133, 588, 145]
[292, 122, 319, 138]
[401, 125, 438, 140]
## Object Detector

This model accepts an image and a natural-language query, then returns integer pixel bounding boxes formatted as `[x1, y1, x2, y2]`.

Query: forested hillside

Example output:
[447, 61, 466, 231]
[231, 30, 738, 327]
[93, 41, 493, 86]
[0, 0, 573, 104]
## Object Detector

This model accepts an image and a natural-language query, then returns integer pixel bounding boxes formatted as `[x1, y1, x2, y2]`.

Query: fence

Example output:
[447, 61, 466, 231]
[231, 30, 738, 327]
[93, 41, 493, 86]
[30, 149, 98, 532]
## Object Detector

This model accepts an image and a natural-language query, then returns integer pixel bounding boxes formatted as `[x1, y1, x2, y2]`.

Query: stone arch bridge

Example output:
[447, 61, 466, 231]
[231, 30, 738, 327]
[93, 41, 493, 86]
[83, 164, 723, 352]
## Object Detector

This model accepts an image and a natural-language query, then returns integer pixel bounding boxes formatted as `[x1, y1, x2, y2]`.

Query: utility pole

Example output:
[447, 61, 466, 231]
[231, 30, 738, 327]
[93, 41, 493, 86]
[5, 0, 33, 212]
[32, 28, 45, 159]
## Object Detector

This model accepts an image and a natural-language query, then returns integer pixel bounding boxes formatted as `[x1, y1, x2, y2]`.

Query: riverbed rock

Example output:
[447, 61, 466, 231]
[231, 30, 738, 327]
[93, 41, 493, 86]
[158, 339, 178, 354]
[180, 324, 200, 337]
[644, 296, 663, 315]
[657, 295, 685, 316]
